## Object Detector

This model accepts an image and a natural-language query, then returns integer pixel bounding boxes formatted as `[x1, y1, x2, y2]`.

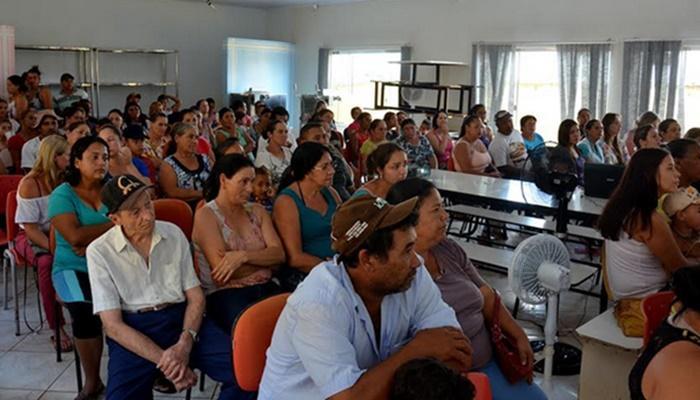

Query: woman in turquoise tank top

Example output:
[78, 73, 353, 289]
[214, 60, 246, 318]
[273, 142, 341, 290]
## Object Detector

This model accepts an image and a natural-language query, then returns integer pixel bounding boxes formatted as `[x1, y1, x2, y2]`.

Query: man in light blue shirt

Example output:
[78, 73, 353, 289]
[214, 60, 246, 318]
[259, 195, 472, 400]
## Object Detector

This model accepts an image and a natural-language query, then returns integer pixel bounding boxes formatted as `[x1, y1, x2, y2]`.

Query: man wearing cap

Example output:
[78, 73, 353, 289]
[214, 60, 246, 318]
[21, 109, 61, 171]
[86, 175, 250, 399]
[259, 195, 472, 400]
[488, 110, 527, 179]
[54, 73, 89, 114]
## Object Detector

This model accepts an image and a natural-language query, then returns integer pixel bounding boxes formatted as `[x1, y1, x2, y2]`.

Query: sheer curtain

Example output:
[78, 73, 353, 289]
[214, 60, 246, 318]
[557, 44, 611, 119]
[472, 44, 515, 119]
[621, 41, 683, 131]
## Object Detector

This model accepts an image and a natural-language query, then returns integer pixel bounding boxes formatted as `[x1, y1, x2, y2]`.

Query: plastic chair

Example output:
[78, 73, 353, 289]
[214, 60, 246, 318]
[641, 291, 675, 346]
[466, 372, 493, 400]
[0, 176, 23, 309]
[232, 293, 291, 391]
[4, 190, 43, 336]
[153, 198, 194, 240]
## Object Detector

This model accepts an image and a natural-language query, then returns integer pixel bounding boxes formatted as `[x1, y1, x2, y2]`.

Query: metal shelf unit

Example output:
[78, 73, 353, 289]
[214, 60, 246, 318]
[14, 45, 97, 102]
[373, 60, 473, 115]
[15, 44, 179, 116]
[94, 48, 179, 116]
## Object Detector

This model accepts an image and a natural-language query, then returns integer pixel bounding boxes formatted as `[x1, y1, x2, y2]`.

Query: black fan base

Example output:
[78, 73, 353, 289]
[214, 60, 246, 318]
[530, 340, 582, 376]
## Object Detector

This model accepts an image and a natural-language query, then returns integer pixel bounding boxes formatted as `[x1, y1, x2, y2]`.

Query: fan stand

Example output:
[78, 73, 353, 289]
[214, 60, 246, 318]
[528, 294, 582, 377]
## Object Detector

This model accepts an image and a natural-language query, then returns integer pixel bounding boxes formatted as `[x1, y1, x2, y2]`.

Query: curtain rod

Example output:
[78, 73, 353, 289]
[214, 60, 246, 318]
[474, 39, 613, 46]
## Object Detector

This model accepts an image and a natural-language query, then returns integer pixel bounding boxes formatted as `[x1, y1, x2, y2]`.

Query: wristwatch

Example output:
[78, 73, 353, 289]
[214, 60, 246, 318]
[184, 328, 199, 343]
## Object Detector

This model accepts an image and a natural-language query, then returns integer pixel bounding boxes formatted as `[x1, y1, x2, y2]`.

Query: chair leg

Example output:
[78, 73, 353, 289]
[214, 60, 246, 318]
[11, 256, 19, 336]
[3, 254, 8, 310]
[199, 371, 205, 391]
[74, 345, 83, 392]
[55, 301, 62, 363]
[185, 388, 192, 400]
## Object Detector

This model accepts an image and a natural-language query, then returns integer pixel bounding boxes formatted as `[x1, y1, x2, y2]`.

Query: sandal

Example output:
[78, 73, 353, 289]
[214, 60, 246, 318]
[73, 382, 105, 400]
[50, 334, 74, 353]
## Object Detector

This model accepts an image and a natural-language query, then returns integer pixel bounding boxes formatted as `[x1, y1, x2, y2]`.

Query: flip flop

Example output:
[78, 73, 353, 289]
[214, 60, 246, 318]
[50, 335, 74, 353]
[73, 382, 105, 400]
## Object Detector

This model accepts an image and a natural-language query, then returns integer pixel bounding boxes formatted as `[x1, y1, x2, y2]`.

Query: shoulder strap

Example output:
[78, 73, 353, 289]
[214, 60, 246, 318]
[279, 187, 303, 207]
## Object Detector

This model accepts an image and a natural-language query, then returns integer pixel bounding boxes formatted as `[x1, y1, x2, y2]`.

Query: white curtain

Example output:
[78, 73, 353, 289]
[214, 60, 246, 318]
[472, 44, 515, 119]
[621, 41, 683, 131]
[0, 25, 15, 100]
[557, 44, 611, 119]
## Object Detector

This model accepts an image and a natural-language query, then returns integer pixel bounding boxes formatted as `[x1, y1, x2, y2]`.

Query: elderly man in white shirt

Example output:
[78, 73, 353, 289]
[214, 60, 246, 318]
[86, 175, 252, 400]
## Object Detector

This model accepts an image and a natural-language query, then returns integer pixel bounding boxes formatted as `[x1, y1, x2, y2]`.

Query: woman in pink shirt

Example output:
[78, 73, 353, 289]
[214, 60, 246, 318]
[453, 116, 499, 176]
[427, 110, 454, 170]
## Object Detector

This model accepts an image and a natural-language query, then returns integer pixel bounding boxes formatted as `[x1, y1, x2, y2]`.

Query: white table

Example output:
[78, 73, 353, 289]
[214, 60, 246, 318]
[576, 309, 643, 400]
[427, 169, 606, 219]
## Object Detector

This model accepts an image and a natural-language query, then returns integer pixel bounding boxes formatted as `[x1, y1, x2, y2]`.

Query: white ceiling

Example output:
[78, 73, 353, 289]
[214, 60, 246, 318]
[205, 0, 366, 9]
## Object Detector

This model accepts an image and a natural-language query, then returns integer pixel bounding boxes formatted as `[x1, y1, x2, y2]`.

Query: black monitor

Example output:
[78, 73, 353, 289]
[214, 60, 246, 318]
[584, 163, 625, 198]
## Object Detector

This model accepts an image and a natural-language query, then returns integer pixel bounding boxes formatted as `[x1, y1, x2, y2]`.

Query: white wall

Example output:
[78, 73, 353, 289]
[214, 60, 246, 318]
[267, 0, 700, 120]
[0, 0, 268, 113]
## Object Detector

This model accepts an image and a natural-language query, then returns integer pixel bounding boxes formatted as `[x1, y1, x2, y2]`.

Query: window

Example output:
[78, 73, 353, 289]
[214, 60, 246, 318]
[684, 48, 700, 130]
[226, 38, 296, 125]
[514, 48, 560, 142]
[327, 49, 401, 127]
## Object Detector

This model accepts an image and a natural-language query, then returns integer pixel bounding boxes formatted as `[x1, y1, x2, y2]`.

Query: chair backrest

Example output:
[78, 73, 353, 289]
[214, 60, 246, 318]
[153, 198, 194, 240]
[0, 175, 24, 218]
[642, 291, 675, 345]
[6, 190, 19, 242]
[232, 293, 291, 391]
[467, 372, 493, 400]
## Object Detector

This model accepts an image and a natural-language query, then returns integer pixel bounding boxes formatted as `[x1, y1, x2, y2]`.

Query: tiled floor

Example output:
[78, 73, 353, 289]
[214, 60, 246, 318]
[0, 271, 221, 400]
[0, 226, 603, 400]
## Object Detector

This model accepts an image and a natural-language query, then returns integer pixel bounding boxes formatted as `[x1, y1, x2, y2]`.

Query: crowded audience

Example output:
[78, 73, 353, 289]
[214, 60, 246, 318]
[5, 60, 700, 400]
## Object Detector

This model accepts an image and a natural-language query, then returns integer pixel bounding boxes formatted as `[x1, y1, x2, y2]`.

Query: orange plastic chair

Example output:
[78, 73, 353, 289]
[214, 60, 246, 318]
[641, 291, 675, 345]
[153, 198, 194, 240]
[4, 190, 37, 335]
[0, 176, 22, 250]
[232, 293, 291, 391]
[467, 372, 493, 400]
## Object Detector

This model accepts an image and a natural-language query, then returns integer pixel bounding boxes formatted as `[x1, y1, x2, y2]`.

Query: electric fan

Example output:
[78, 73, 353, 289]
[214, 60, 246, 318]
[510, 233, 581, 384]
[400, 87, 425, 109]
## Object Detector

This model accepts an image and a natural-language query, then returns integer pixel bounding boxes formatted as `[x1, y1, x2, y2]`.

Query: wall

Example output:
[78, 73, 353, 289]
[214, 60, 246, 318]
[267, 0, 700, 120]
[0, 0, 268, 113]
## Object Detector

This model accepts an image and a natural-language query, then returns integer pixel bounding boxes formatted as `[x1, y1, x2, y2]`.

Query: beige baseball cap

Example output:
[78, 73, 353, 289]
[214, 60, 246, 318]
[662, 187, 700, 218]
[331, 195, 418, 257]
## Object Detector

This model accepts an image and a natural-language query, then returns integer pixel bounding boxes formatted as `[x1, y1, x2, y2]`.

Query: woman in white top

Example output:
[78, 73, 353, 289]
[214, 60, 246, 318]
[15, 135, 72, 352]
[254, 120, 292, 189]
[599, 148, 689, 300]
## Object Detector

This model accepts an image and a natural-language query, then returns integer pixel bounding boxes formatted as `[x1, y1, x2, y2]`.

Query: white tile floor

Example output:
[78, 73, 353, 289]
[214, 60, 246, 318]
[0, 226, 604, 400]
[0, 271, 221, 400]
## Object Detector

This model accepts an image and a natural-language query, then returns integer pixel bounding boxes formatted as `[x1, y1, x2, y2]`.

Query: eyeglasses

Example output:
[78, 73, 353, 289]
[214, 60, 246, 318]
[314, 162, 334, 172]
